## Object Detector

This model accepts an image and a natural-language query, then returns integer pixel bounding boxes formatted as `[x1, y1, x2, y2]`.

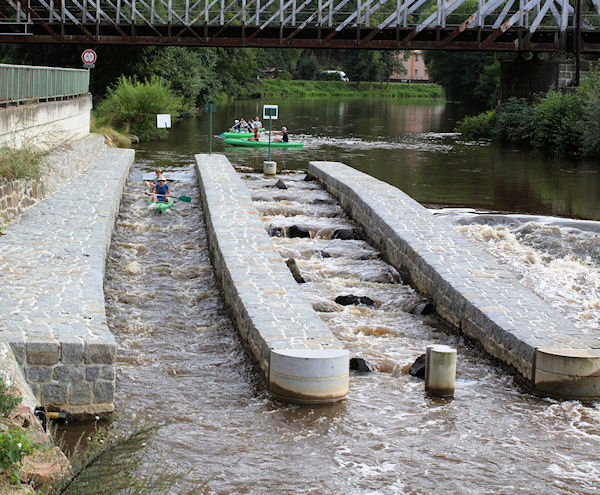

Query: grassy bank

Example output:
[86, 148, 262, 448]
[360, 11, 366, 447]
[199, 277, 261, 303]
[238, 80, 444, 99]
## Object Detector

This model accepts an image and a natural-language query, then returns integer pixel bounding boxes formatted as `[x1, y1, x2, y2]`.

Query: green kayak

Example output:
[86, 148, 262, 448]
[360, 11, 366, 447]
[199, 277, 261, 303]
[224, 137, 304, 148]
[147, 197, 174, 213]
[219, 130, 265, 138]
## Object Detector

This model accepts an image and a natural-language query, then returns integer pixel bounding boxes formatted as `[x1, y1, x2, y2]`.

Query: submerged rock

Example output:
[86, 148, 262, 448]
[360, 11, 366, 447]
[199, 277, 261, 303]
[303, 174, 317, 181]
[335, 295, 375, 307]
[317, 250, 331, 258]
[288, 225, 311, 238]
[286, 258, 306, 284]
[267, 225, 283, 237]
[274, 179, 287, 190]
[409, 354, 426, 379]
[350, 357, 374, 373]
[332, 229, 361, 240]
[410, 302, 436, 315]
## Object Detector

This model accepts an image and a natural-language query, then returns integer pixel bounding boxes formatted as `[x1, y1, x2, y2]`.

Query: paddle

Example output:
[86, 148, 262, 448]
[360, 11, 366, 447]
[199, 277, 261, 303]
[144, 192, 191, 202]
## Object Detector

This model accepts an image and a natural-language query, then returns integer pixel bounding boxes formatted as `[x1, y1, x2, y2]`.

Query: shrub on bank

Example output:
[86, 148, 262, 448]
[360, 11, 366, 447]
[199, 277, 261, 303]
[493, 97, 534, 146]
[578, 68, 600, 157]
[530, 90, 581, 154]
[96, 76, 184, 141]
[0, 146, 46, 180]
[455, 109, 496, 139]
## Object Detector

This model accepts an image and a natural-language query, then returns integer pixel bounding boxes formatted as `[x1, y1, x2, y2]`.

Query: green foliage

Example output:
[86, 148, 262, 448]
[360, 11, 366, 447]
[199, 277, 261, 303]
[455, 109, 496, 139]
[576, 67, 600, 157]
[529, 90, 582, 154]
[0, 146, 46, 180]
[97, 76, 184, 141]
[49, 421, 205, 495]
[0, 428, 34, 484]
[0, 379, 21, 418]
[297, 54, 321, 80]
[493, 97, 535, 145]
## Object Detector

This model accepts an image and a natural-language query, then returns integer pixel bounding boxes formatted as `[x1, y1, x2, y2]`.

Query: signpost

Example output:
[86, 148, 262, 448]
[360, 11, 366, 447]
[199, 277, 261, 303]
[205, 103, 217, 155]
[263, 104, 278, 161]
[81, 49, 97, 69]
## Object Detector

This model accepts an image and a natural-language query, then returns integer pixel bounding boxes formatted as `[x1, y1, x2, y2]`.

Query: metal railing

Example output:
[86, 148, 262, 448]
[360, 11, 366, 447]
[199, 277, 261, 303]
[0, 63, 90, 105]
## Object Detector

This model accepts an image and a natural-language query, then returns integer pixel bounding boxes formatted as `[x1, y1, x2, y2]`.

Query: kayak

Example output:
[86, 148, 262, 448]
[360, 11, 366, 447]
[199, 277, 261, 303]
[219, 130, 265, 138]
[224, 137, 304, 148]
[147, 197, 174, 213]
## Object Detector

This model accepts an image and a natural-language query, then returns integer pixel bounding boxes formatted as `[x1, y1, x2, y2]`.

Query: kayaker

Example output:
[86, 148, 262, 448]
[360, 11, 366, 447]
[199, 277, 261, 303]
[152, 176, 170, 203]
[275, 126, 289, 143]
[253, 116, 262, 129]
[231, 119, 240, 132]
[248, 127, 260, 141]
[150, 168, 164, 194]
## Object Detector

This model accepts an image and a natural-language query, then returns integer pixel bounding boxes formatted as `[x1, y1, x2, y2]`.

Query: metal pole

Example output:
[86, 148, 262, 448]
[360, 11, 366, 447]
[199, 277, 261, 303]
[209, 108, 213, 155]
[268, 116, 272, 161]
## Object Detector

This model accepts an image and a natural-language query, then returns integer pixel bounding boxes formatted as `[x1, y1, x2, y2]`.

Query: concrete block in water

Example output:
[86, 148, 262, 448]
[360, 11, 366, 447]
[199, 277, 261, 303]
[269, 349, 349, 404]
[264, 161, 277, 175]
[425, 345, 457, 397]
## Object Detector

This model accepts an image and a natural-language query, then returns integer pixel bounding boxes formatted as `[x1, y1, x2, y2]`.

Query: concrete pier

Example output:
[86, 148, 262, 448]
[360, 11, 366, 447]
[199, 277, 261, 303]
[195, 154, 349, 404]
[0, 136, 134, 415]
[309, 161, 600, 401]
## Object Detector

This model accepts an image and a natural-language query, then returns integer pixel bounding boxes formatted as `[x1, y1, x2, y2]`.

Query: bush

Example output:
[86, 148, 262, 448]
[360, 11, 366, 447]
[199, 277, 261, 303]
[455, 109, 496, 139]
[96, 76, 183, 141]
[0, 429, 34, 484]
[0, 379, 21, 418]
[529, 90, 582, 154]
[0, 146, 46, 180]
[493, 97, 534, 146]
[577, 67, 600, 157]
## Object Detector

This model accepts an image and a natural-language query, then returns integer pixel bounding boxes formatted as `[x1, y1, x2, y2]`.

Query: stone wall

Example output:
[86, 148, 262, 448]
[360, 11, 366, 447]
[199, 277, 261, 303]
[0, 136, 134, 416]
[0, 133, 106, 222]
[0, 95, 92, 149]
[309, 161, 600, 401]
[195, 154, 349, 404]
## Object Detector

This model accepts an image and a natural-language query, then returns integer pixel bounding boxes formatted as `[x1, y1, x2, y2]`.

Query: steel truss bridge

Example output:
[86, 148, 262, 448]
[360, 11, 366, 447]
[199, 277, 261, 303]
[1, 0, 600, 51]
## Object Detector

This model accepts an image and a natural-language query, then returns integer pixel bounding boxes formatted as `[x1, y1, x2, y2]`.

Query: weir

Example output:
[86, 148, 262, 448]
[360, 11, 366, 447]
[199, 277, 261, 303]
[308, 161, 600, 400]
[195, 154, 349, 404]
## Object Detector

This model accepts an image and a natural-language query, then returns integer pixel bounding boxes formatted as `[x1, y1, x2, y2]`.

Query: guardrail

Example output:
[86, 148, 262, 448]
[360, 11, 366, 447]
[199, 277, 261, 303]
[0, 64, 89, 105]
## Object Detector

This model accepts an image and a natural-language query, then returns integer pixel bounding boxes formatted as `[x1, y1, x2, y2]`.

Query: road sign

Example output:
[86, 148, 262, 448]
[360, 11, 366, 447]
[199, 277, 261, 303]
[156, 114, 171, 128]
[263, 105, 278, 120]
[205, 103, 217, 113]
[81, 49, 97, 65]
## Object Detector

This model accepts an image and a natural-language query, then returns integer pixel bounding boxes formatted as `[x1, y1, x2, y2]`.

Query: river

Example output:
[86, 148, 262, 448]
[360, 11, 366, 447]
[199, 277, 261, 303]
[103, 98, 600, 494]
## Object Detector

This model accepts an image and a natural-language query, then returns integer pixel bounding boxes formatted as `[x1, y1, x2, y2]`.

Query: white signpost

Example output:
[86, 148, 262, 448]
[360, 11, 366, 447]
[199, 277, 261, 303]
[263, 104, 278, 161]
[81, 49, 97, 69]
[156, 114, 172, 129]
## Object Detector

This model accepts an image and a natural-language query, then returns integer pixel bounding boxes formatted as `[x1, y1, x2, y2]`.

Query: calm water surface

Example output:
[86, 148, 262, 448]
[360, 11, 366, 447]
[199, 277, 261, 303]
[104, 98, 600, 494]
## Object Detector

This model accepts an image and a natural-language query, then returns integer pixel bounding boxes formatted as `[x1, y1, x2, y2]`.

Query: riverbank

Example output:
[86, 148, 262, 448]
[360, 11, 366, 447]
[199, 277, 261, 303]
[238, 80, 444, 99]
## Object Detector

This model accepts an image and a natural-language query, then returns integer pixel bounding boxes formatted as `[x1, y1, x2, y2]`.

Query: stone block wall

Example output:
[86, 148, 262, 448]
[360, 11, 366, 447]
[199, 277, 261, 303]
[309, 161, 600, 400]
[0, 132, 105, 223]
[195, 154, 349, 404]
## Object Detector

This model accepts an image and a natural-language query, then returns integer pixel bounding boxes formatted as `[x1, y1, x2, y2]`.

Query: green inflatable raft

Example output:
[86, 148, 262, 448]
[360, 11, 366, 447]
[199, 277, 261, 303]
[224, 137, 304, 148]
[148, 197, 174, 213]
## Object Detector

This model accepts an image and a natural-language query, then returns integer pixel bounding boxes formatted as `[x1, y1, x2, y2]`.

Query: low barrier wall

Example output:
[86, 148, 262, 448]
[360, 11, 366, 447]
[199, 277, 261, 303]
[195, 154, 348, 404]
[0, 136, 134, 415]
[309, 161, 600, 400]
[0, 95, 92, 149]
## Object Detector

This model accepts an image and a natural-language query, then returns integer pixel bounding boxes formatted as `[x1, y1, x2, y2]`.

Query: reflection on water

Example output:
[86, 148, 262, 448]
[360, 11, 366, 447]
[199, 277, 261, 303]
[100, 98, 600, 494]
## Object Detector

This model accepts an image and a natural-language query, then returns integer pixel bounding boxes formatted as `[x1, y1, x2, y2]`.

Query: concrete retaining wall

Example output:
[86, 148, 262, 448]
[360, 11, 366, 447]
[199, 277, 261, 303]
[0, 95, 92, 149]
[0, 133, 106, 222]
[0, 136, 134, 416]
[309, 161, 600, 401]
[195, 154, 348, 404]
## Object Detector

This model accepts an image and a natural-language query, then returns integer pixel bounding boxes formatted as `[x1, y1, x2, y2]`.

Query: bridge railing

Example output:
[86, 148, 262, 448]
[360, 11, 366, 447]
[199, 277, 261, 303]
[0, 64, 90, 106]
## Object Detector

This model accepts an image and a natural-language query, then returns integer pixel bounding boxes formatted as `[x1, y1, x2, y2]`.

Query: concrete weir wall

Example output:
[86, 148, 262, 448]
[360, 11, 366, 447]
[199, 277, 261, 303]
[0, 135, 134, 415]
[195, 154, 349, 404]
[309, 161, 600, 401]
[0, 95, 92, 149]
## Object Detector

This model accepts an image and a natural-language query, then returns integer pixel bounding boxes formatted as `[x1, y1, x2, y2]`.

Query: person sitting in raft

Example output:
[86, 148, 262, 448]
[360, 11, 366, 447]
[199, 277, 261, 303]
[274, 126, 289, 143]
[152, 176, 170, 203]
[150, 168, 164, 194]
[248, 126, 261, 141]
[253, 116, 262, 129]
[231, 119, 241, 132]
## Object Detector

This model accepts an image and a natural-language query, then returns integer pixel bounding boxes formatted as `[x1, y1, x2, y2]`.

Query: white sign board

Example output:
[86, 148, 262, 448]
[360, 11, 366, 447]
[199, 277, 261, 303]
[156, 114, 172, 129]
[263, 104, 278, 120]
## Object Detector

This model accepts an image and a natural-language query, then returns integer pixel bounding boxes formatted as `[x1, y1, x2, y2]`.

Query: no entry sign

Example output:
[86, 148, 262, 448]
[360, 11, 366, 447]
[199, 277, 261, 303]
[81, 49, 97, 65]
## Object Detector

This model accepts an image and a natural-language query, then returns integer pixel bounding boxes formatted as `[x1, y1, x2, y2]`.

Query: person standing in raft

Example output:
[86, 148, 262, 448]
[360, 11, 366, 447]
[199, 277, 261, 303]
[152, 176, 170, 203]
[275, 126, 289, 143]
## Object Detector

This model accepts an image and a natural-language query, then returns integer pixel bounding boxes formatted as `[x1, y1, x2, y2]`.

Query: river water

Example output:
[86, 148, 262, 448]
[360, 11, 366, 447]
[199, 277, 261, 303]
[104, 98, 600, 494]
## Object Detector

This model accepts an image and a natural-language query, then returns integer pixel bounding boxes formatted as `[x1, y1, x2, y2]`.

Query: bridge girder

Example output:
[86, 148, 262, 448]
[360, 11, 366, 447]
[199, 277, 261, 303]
[1, 0, 600, 51]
